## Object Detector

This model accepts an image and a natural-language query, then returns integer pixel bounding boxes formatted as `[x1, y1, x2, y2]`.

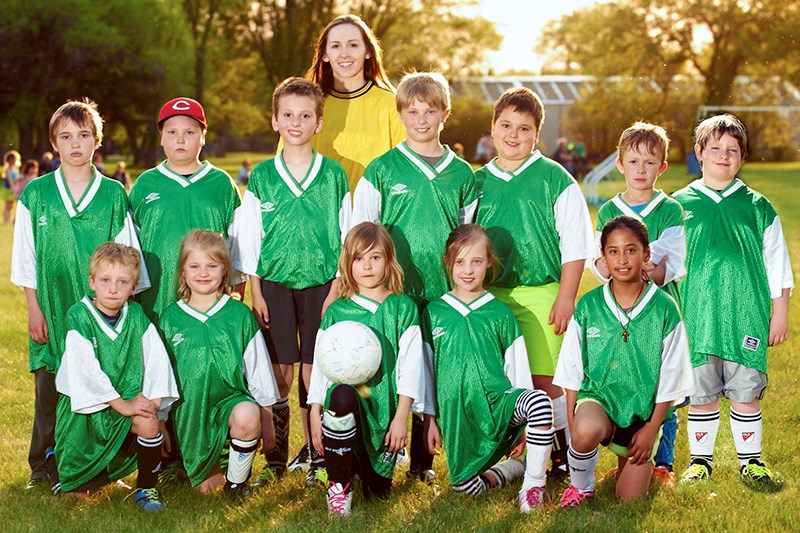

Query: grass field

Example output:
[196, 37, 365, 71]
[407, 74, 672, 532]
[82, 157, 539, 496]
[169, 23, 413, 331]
[0, 159, 798, 532]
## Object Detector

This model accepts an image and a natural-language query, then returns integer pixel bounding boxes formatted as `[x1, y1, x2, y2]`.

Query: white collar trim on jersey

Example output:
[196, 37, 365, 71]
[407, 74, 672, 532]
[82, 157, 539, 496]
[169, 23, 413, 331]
[441, 291, 494, 317]
[177, 294, 230, 323]
[156, 160, 215, 188]
[352, 294, 380, 314]
[81, 296, 129, 341]
[602, 281, 659, 326]
[396, 142, 455, 181]
[275, 150, 323, 197]
[55, 167, 104, 218]
[485, 151, 543, 182]
[610, 190, 666, 220]
[689, 178, 745, 204]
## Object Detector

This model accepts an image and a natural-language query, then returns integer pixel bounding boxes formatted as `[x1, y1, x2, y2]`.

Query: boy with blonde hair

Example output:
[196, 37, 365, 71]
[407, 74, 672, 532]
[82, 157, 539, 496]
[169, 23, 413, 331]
[674, 114, 793, 490]
[352, 71, 478, 483]
[55, 243, 178, 509]
[11, 99, 148, 492]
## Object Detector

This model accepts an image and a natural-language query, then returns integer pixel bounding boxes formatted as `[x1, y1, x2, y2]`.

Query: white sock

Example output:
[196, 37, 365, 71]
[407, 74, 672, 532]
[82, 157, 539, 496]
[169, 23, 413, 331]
[730, 409, 762, 466]
[227, 438, 258, 484]
[521, 427, 554, 491]
[552, 395, 568, 431]
[687, 409, 720, 464]
[567, 447, 598, 493]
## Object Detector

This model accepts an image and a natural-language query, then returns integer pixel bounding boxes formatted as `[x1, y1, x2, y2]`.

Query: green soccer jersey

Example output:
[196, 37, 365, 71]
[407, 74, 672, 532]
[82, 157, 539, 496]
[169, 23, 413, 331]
[11, 168, 148, 372]
[129, 161, 241, 320]
[474, 152, 594, 288]
[352, 143, 478, 305]
[594, 190, 686, 303]
[236, 150, 350, 289]
[54, 298, 178, 492]
[673, 179, 794, 372]
[554, 281, 693, 428]
[307, 293, 423, 479]
[159, 295, 278, 486]
[421, 292, 532, 485]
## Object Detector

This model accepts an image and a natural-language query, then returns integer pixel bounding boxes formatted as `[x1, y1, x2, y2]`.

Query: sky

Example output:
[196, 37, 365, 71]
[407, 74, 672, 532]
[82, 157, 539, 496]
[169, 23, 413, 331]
[460, 0, 602, 74]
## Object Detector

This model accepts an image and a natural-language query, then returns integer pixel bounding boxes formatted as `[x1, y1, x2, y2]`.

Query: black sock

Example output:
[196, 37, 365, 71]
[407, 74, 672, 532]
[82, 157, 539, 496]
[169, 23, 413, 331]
[266, 397, 289, 472]
[551, 428, 568, 466]
[137, 433, 164, 489]
[323, 385, 359, 488]
[410, 414, 433, 472]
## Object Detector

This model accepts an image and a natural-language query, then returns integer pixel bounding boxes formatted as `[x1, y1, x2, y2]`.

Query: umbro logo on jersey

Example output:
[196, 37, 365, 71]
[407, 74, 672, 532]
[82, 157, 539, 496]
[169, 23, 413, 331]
[145, 192, 160, 204]
[431, 327, 445, 339]
[92, 337, 98, 349]
[684, 211, 693, 220]
[261, 201, 275, 213]
[587, 326, 601, 338]
[172, 333, 185, 346]
[742, 335, 760, 352]
[694, 431, 708, 444]
[38, 215, 47, 226]
[742, 432, 755, 443]
[390, 183, 409, 195]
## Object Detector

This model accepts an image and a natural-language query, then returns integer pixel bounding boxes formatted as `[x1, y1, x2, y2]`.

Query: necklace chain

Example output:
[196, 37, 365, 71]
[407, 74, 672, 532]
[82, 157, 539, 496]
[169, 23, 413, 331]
[612, 280, 647, 342]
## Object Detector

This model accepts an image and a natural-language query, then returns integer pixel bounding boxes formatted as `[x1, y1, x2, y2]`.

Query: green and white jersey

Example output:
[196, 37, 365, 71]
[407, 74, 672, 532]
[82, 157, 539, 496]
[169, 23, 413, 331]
[352, 143, 478, 305]
[159, 295, 278, 486]
[235, 150, 350, 289]
[474, 152, 594, 288]
[672, 179, 794, 372]
[554, 281, 694, 428]
[308, 293, 423, 479]
[54, 298, 178, 493]
[421, 292, 532, 485]
[593, 190, 686, 303]
[11, 168, 150, 372]
[129, 161, 242, 320]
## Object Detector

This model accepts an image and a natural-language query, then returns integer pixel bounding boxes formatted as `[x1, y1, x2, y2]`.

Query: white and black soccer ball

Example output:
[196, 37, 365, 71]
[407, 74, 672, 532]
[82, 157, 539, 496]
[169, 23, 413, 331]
[317, 321, 382, 385]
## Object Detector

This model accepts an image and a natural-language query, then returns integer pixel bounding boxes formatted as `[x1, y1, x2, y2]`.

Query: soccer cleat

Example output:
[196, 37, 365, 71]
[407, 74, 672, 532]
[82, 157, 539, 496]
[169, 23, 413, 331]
[740, 459, 782, 493]
[679, 459, 712, 484]
[486, 458, 525, 488]
[251, 465, 283, 488]
[223, 480, 252, 499]
[394, 448, 410, 470]
[287, 445, 311, 473]
[519, 486, 550, 513]
[133, 488, 165, 511]
[306, 465, 328, 487]
[559, 485, 593, 508]
[651, 466, 676, 486]
[326, 481, 352, 516]
[25, 477, 45, 491]
[548, 459, 570, 485]
[45, 449, 60, 495]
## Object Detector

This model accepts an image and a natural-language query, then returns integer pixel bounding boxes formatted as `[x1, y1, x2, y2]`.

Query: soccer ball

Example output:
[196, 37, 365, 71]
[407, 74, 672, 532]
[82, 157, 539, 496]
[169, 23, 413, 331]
[317, 321, 382, 385]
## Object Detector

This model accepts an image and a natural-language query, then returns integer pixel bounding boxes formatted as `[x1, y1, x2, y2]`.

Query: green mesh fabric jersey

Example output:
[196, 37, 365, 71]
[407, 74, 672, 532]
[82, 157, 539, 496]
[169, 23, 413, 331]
[307, 294, 423, 479]
[554, 282, 693, 428]
[351, 143, 478, 306]
[422, 292, 533, 485]
[11, 168, 144, 372]
[159, 295, 278, 486]
[54, 299, 177, 492]
[474, 152, 594, 288]
[673, 179, 793, 373]
[130, 161, 241, 320]
[235, 151, 350, 289]
[595, 190, 686, 304]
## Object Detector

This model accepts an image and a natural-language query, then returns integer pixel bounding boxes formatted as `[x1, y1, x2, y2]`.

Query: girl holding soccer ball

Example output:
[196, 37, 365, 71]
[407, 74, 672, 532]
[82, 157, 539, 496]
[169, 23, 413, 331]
[308, 222, 426, 516]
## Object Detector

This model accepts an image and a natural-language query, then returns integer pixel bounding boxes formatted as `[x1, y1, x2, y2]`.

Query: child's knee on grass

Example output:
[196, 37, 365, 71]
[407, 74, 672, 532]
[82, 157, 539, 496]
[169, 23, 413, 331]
[229, 402, 261, 439]
[616, 458, 652, 501]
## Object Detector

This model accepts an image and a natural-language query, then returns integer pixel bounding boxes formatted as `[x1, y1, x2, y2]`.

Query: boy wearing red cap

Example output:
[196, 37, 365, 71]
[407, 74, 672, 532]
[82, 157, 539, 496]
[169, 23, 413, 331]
[130, 98, 244, 322]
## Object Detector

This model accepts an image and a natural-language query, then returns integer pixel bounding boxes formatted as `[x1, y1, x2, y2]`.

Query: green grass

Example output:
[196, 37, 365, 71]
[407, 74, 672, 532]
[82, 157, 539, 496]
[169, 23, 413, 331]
[0, 163, 798, 532]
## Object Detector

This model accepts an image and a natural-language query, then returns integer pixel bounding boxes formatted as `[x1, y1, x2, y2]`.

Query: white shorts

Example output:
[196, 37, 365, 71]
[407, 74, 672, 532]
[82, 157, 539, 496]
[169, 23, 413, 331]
[691, 355, 767, 405]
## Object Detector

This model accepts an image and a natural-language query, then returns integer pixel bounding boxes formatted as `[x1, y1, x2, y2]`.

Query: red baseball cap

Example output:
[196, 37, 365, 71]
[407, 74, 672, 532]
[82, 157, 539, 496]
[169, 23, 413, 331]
[157, 97, 207, 130]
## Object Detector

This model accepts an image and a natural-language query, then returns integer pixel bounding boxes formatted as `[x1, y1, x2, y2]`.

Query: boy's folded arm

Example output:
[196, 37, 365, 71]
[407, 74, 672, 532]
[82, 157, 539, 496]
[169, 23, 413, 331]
[56, 330, 120, 414]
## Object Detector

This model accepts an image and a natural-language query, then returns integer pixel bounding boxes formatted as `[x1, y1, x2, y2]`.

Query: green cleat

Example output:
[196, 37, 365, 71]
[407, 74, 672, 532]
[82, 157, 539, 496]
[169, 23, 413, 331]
[680, 459, 712, 484]
[740, 459, 783, 493]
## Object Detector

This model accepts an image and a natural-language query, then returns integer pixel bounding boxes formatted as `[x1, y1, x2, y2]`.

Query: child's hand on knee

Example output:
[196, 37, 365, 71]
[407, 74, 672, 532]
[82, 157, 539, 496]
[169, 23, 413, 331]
[627, 425, 659, 465]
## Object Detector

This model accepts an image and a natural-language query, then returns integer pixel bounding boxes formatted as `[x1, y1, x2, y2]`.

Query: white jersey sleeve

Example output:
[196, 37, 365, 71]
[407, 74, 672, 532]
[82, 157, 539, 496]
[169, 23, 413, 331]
[114, 211, 151, 293]
[762, 216, 794, 298]
[308, 329, 333, 406]
[553, 318, 584, 391]
[351, 178, 382, 229]
[589, 230, 610, 283]
[10, 201, 36, 289]
[420, 341, 437, 416]
[227, 204, 247, 284]
[233, 190, 266, 276]
[654, 322, 695, 404]
[554, 183, 595, 264]
[242, 331, 280, 407]
[459, 197, 478, 225]
[503, 336, 534, 389]
[141, 324, 180, 418]
[56, 330, 120, 414]
[395, 324, 425, 413]
[650, 225, 687, 285]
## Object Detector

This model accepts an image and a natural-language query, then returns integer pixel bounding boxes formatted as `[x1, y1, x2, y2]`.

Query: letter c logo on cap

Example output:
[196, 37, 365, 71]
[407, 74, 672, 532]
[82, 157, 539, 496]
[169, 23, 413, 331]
[172, 100, 192, 111]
